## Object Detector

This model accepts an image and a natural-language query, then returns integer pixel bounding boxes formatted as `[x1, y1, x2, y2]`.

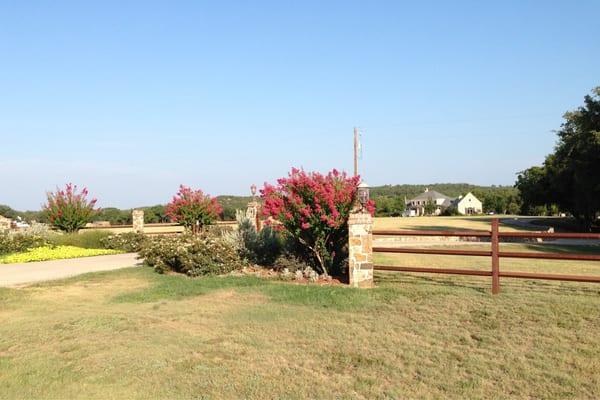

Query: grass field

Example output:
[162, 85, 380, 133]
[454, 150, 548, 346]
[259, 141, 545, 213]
[375, 243, 600, 277]
[374, 215, 538, 231]
[1, 267, 599, 399]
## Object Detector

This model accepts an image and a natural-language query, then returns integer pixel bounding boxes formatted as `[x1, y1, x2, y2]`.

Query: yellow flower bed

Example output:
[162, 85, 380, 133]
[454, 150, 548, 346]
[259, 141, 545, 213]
[0, 246, 122, 264]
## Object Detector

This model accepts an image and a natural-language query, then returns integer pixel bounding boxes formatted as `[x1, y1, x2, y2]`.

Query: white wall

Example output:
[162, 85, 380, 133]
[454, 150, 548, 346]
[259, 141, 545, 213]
[456, 192, 482, 215]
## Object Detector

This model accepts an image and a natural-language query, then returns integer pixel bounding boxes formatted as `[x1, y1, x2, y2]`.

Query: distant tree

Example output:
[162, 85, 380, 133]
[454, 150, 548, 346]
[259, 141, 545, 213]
[142, 205, 168, 223]
[424, 198, 437, 215]
[94, 207, 131, 225]
[44, 184, 99, 232]
[516, 87, 600, 229]
[515, 166, 551, 215]
[0, 205, 18, 219]
[373, 196, 405, 217]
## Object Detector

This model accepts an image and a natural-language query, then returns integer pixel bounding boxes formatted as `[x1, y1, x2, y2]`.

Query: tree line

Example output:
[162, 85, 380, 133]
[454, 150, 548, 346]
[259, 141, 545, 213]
[515, 87, 599, 230]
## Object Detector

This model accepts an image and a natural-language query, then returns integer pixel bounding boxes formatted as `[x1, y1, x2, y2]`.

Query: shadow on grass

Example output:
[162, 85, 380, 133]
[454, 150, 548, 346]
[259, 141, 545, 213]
[521, 243, 600, 255]
[112, 269, 401, 311]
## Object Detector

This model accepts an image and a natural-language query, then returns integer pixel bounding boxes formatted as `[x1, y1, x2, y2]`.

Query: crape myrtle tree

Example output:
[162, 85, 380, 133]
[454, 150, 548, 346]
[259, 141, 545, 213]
[516, 87, 600, 229]
[261, 168, 375, 276]
[166, 185, 222, 234]
[44, 183, 99, 232]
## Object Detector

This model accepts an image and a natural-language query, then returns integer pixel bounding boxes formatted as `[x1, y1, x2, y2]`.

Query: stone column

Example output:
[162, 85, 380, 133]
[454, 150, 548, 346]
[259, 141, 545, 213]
[348, 211, 374, 288]
[132, 209, 144, 233]
[246, 201, 259, 230]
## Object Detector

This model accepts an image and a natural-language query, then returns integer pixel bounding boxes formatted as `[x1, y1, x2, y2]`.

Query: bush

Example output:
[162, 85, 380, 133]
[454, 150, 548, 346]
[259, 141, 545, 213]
[139, 233, 244, 277]
[44, 183, 99, 232]
[261, 168, 375, 276]
[0, 223, 53, 255]
[49, 230, 112, 249]
[0, 233, 47, 255]
[100, 232, 147, 252]
[234, 210, 283, 266]
[441, 206, 461, 216]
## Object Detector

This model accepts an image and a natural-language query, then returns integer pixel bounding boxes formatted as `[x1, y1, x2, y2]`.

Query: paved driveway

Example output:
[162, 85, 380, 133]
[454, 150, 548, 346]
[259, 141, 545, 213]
[0, 253, 141, 287]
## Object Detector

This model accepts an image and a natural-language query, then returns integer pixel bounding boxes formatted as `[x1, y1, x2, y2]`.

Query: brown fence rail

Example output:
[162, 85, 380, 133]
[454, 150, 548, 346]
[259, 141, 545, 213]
[372, 219, 600, 294]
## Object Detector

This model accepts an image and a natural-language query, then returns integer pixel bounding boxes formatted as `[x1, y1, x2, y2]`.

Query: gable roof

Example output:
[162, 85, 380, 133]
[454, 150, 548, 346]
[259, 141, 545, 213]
[409, 189, 452, 202]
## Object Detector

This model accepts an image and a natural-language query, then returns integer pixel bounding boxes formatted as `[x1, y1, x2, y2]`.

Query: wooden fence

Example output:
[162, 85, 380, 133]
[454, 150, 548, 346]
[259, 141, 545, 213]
[372, 218, 600, 294]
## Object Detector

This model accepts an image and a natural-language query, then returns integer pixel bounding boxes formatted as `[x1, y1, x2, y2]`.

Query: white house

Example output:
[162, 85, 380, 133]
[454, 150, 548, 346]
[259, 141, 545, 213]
[405, 188, 453, 216]
[453, 192, 483, 215]
[406, 189, 483, 216]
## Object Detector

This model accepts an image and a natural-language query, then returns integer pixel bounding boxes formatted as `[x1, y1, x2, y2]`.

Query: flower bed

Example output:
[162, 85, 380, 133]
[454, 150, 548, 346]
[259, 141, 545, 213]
[0, 246, 122, 264]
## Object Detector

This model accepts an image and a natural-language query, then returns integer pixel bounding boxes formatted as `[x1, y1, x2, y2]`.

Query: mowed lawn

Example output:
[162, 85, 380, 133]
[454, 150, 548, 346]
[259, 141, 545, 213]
[1, 266, 600, 399]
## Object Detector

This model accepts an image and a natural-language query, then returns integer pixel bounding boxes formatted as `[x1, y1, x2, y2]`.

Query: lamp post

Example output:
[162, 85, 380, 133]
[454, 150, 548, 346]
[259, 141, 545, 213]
[357, 181, 370, 212]
[248, 184, 260, 230]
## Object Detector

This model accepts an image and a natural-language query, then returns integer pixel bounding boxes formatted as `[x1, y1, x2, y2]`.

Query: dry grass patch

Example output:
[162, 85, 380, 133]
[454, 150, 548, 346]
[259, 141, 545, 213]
[374, 215, 535, 232]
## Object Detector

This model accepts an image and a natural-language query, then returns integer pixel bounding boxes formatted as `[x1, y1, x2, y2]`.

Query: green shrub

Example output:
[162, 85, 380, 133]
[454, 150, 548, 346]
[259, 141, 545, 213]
[235, 211, 283, 266]
[0, 223, 54, 255]
[441, 206, 461, 216]
[139, 233, 244, 277]
[100, 232, 147, 252]
[0, 232, 48, 255]
[49, 230, 112, 249]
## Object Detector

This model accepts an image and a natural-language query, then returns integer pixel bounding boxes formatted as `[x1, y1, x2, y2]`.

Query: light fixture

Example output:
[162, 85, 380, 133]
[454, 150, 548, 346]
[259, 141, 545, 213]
[358, 181, 370, 210]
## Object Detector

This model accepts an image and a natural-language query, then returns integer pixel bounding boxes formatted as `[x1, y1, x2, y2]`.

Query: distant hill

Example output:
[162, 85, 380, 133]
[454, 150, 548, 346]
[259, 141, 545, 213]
[1, 184, 522, 223]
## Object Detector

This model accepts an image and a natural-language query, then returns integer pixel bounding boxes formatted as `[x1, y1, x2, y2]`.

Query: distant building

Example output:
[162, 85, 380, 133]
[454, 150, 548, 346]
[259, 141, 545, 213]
[406, 188, 453, 216]
[406, 188, 482, 216]
[453, 192, 483, 215]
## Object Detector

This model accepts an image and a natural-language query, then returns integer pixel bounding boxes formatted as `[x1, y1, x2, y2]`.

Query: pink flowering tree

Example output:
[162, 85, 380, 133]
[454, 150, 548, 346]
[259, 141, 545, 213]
[44, 183, 99, 232]
[261, 168, 375, 276]
[166, 185, 222, 233]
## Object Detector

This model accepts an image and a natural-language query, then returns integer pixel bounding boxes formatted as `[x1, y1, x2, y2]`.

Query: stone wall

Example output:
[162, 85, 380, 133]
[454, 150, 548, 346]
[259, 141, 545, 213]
[348, 212, 374, 288]
[132, 210, 144, 233]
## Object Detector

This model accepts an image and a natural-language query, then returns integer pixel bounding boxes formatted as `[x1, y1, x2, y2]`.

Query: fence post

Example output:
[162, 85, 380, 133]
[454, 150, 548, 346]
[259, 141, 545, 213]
[491, 218, 500, 294]
[348, 211, 374, 288]
[132, 209, 144, 233]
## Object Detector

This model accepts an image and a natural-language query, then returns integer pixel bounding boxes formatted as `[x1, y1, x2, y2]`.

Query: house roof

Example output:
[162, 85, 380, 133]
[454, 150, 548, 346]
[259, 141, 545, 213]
[408, 189, 452, 202]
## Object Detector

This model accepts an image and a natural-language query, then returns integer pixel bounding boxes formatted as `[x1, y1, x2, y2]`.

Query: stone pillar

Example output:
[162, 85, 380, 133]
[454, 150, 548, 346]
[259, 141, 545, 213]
[348, 211, 374, 288]
[132, 209, 144, 233]
[0, 216, 11, 231]
[246, 201, 259, 230]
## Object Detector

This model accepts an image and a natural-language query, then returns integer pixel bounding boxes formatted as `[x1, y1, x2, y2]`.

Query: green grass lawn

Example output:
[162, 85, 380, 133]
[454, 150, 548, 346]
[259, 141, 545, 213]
[1, 267, 599, 399]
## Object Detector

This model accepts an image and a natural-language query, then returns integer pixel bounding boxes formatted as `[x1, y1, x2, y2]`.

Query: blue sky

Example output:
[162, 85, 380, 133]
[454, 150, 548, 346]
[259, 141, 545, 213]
[1, 1, 599, 210]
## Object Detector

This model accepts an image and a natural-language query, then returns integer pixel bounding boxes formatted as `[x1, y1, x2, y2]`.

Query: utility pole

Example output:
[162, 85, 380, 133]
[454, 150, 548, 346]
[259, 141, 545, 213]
[353, 127, 359, 177]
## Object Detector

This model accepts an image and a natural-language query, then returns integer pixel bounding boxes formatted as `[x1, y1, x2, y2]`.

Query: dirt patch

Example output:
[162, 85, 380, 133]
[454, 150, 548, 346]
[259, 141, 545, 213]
[31, 278, 150, 302]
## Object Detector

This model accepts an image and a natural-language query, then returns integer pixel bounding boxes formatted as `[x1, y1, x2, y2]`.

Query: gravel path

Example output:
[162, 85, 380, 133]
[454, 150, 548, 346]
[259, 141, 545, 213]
[0, 253, 141, 287]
